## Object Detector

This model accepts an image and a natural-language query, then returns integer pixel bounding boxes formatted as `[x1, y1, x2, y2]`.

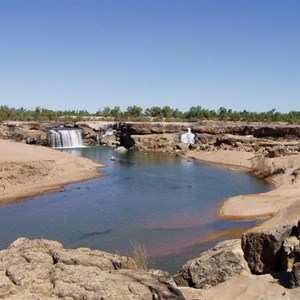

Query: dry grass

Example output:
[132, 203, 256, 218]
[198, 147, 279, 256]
[250, 154, 271, 178]
[250, 154, 285, 178]
[130, 242, 148, 270]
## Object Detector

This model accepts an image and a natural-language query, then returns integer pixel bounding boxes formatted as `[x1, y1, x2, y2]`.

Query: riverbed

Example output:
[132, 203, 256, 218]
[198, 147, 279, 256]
[0, 146, 271, 273]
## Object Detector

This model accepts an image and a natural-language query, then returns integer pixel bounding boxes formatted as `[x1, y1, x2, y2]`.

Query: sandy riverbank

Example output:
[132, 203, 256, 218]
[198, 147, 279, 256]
[186, 149, 300, 228]
[0, 139, 103, 204]
[1, 140, 300, 299]
[185, 149, 300, 299]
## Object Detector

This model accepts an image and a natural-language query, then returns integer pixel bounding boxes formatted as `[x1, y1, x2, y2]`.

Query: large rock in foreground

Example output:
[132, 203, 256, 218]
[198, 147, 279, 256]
[0, 238, 185, 300]
[241, 225, 293, 274]
[173, 239, 249, 289]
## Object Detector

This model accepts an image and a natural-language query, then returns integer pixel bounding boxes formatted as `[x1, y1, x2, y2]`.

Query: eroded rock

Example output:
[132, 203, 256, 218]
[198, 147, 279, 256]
[174, 239, 249, 289]
[242, 225, 293, 274]
[291, 262, 300, 288]
[0, 238, 185, 300]
[281, 236, 300, 271]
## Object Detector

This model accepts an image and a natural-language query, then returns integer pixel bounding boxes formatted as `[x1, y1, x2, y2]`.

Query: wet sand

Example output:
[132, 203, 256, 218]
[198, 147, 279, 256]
[186, 149, 300, 227]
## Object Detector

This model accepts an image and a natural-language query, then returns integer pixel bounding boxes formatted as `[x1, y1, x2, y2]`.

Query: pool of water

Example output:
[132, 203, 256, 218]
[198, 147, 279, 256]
[0, 147, 271, 274]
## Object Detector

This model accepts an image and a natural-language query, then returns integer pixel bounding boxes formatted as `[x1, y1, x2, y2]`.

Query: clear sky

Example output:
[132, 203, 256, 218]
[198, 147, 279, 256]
[0, 0, 299, 113]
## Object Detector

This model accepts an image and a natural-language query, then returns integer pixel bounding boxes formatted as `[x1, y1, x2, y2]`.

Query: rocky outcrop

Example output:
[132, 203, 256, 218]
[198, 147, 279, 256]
[173, 220, 300, 291]
[174, 239, 249, 289]
[0, 238, 185, 300]
[1, 121, 300, 154]
[241, 225, 293, 274]
[118, 122, 300, 154]
[131, 134, 180, 152]
[0, 122, 48, 145]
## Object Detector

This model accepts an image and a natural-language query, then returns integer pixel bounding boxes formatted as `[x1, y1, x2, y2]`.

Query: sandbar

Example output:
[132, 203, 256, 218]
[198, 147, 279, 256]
[0, 139, 103, 204]
[186, 149, 300, 229]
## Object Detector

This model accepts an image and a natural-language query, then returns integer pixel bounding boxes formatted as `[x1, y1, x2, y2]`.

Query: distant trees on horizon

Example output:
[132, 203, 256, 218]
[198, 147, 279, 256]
[0, 105, 300, 124]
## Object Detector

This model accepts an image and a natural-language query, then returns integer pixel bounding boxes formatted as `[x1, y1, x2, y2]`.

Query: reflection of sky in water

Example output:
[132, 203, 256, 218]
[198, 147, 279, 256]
[0, 147, 271, 274]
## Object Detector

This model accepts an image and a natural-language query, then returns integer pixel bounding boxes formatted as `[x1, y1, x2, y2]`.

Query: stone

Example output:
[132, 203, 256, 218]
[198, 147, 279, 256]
[131, 133, 179, 152]
[148, 269, 177, 287]
[281, 236, 300, 271]
[176, 143, 190, 151]
[100, 133, 118, 147]
[174, 239, 250, 289]
[266, 145, 287, 158]
[0, 122, 47, 145]
[0, 238, 185, 300]
[242, 225, 293, 274]
[50, 247, 137, 270]
[290, 262, 300, 288]
[115, 146, 128, 152]
[178, 287, 205, 300]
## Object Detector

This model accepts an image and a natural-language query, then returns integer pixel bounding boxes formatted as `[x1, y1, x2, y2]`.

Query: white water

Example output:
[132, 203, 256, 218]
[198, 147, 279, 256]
[49, 129, 84, 148]
[180, 127, 195, 145]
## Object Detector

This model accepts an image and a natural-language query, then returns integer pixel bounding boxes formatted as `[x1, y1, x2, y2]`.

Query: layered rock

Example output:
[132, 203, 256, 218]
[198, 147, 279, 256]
[131, 134, 180, 152]
[0, 238, 185, 300]
[241, 225, 293, 274]
[0, 122, 47, 145]
[174, 239, 250, 289]
[1, 121, 300, 155]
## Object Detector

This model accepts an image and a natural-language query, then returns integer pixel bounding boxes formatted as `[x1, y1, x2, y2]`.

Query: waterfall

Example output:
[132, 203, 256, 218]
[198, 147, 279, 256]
[48, 128, 84, 148]
[180, 127, 195, 145]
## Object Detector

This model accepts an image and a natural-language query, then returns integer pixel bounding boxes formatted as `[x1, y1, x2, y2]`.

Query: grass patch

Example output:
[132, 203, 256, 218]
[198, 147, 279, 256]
[130, 242, 148, 271]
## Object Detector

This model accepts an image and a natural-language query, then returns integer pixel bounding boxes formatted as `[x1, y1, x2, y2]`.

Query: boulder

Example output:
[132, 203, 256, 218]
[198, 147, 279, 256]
[115, 146, 128, 152]
[174, 239, 249, 289]
[0, 238, 185, 300]
[281, 236, 300, 271]
[148, 269, 177, 287]
[290, 262, 300, 288]
[100, 133, 118, 147]
[265, 145, 287, 158]
[241, 225, 293, 274]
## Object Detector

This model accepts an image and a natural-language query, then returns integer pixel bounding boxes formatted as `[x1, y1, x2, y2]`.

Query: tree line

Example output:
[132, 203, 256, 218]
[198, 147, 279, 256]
[0, 105, 300, 124]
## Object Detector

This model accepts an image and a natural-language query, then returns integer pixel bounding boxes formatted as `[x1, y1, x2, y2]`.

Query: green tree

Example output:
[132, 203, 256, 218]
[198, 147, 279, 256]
[145, 106, 162, 117]
[125, 105, 143, 118]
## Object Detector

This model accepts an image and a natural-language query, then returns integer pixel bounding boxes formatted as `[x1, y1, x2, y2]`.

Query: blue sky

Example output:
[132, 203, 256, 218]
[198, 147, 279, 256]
[0, 0, 299, 113]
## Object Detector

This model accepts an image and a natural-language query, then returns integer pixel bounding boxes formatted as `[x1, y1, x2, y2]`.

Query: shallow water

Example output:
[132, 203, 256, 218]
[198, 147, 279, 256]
[0, 147, 271, 274]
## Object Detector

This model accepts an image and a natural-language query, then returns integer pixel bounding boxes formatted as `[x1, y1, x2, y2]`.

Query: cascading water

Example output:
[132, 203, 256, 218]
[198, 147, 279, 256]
[180, 127, 195, 145]
[48, 128, 84, 148]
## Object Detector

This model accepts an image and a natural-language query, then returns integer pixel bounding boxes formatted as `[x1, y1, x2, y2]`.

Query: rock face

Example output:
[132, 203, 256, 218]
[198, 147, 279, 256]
[0, 122, 48, 145]
[174, 239, 249, 289]
[1, 121, 300, 155]
[241, 225, 293, 274]
[0, 238, 185, 300]
[131, 134, 180, 152]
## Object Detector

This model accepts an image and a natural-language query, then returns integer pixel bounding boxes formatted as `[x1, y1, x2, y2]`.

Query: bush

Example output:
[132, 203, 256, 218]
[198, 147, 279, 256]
[250, 154, 272, 178]
[250, 154, 285, 178]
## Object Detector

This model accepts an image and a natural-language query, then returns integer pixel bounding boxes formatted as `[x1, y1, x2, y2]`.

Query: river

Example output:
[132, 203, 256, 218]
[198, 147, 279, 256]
[0, 146, 271, 274]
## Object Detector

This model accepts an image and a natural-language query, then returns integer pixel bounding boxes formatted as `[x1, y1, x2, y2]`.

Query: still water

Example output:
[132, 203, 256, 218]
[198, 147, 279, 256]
[0, 147, 271, 274]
